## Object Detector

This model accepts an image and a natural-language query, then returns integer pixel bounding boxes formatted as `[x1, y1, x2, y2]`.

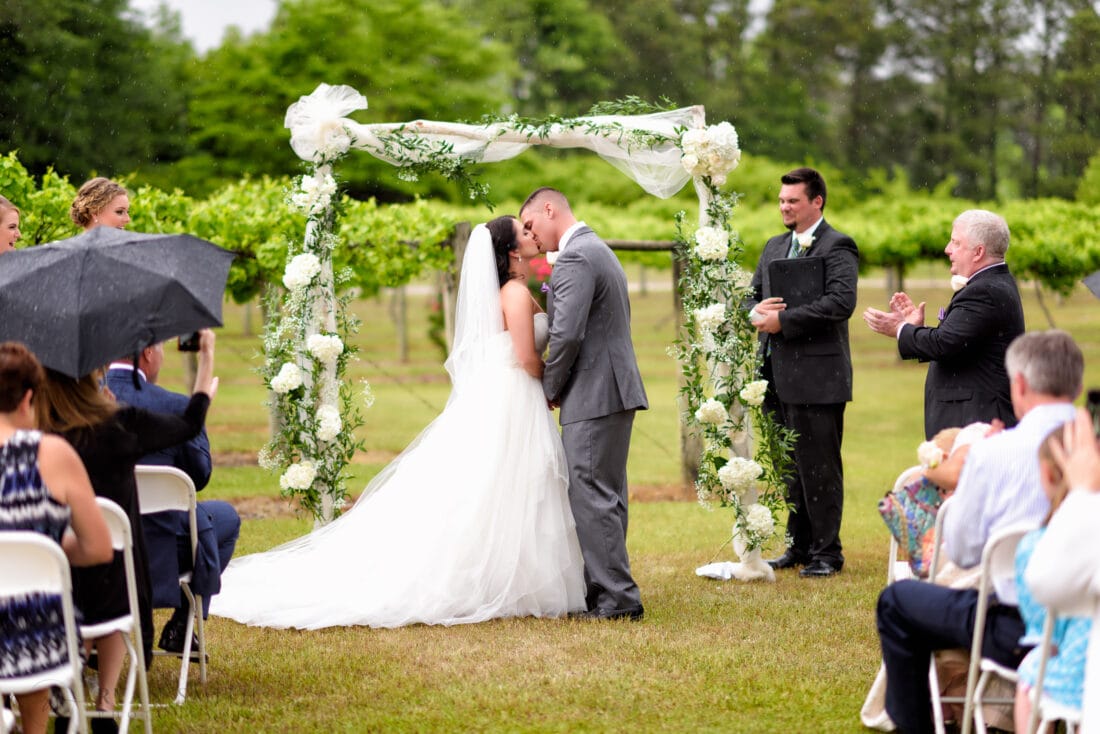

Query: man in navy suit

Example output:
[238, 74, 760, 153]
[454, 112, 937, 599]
[747, 167, 859, 578]
[106, 332, 240, 655]
[863, 209, 1025, 439]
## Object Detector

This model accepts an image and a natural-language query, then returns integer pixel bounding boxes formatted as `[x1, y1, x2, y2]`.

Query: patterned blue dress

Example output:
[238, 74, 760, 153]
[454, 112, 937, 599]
[1015, 528, 1092, 709]
[0, 430, 73, 678]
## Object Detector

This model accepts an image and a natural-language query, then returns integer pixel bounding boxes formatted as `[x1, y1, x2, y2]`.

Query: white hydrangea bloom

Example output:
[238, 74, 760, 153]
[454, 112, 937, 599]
[280, 460, 317, 491]
[743, 503, 775, 537]
[717, 457, 763, 493]
[316, 405, 342, 442]
[307, 333, 344, 365]
[680, 123, 741, 181]
[695, 398, 728, 425]
[282, 253, 321, 292]
[739, 380, 768, 407]
[693, 227, 729, 261]
[290, 172, 338, 215]
[694, 303, 726, 333]
[270, 362, 304, 394]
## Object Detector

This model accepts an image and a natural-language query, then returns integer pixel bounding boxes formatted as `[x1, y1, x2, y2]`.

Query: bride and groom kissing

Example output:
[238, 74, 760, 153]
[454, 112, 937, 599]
[210, 187, 649, 629]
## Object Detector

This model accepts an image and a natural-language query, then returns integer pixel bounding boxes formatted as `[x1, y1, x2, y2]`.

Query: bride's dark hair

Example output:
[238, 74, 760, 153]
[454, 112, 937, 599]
[487, 215, 518, 287]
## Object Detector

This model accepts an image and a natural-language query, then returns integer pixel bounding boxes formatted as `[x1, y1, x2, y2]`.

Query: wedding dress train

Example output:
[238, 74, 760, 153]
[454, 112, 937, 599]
[210, 227, 585, 629]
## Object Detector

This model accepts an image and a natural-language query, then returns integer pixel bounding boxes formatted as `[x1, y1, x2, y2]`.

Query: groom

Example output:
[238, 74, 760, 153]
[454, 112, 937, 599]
[520, 188, 649, 621]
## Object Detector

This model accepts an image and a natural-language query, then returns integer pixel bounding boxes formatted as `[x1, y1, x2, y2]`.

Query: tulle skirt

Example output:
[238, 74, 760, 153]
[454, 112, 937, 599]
[210, 338, 585, 629]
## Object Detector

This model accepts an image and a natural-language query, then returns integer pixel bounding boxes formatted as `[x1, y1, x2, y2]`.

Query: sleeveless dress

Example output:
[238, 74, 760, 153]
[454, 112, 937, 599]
[211, 311, 586, 629]
[1014, 528, 1092, 709]
[0, 430, 73, 677]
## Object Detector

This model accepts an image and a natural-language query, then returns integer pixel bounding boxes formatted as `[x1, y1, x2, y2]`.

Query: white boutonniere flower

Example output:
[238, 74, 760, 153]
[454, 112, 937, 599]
[797, 232, 814, 252]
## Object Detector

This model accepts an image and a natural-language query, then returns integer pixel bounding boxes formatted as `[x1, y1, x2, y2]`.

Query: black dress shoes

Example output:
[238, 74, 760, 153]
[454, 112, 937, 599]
[570, 605, 644, 621]
[799, 560, 842, 578]
[766, 550, 809, 570]
[158, 618, 205, 661]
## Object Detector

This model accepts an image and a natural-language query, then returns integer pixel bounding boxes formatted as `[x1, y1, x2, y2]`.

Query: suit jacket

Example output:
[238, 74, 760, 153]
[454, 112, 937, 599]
[897, 262, 1024, 439]
[105, 368, 221, 606]
[543, 226, 648, 425]
[748, 220, 859, 404]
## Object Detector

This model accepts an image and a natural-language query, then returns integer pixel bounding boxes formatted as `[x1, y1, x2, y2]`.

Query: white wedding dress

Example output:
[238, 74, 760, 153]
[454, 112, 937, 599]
[210, 225, 585, 629]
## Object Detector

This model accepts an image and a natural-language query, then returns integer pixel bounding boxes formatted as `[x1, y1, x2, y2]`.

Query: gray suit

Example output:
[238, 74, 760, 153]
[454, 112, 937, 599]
[544, 225, 648, 612]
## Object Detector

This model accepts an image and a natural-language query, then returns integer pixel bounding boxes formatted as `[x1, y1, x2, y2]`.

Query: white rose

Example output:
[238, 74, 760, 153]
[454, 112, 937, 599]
[695, 398, 727, 426]
[283, 253, 321, 292]
[739, 380, 768, 407]
[271, 362, 304, 394]
[316, 405, 342, 442]
[307, 333, 344, 365]
[290, 172, 338, 215]
[694, 303, 726, 333]
[693, 227, 729, 261]
[681, 153, 700, 175]
[917, 440, 945, 469]
[280, 460, 317, 491]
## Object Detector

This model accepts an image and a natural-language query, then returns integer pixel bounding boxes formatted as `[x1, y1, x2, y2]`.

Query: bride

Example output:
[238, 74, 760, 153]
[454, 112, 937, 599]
[210, 217, 586, 629]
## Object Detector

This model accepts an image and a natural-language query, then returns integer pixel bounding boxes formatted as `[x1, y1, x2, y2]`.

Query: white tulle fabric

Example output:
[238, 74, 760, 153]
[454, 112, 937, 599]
[210, 227, 585, 629]
[284, 83, 704, 199]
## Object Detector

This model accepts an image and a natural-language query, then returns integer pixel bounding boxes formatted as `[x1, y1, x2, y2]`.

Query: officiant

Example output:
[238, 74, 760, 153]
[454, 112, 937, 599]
[746, 167, 859, 579]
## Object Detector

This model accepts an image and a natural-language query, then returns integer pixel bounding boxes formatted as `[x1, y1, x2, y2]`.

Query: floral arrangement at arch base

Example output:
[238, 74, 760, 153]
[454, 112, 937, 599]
[673, 121, 796, 582]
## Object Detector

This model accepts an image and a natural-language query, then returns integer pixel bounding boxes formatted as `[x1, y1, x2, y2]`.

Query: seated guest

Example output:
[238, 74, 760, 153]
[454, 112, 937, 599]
[105, 332, 239, 655]
[0, 342, 112, 734]
[1013, 423, 1092, 730]
[877, 330, 1083, 734]
[34, 339, 216, 725]
[1026, 407, 1100, 732]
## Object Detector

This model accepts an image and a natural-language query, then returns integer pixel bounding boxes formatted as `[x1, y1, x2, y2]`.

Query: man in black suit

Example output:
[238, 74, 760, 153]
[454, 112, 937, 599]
[747, 167, 859, 578]
[863, 209, 1024, 439]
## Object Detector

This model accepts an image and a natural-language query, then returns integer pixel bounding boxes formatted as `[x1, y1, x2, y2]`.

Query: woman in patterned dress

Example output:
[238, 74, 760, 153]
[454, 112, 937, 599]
[0, 342, 110, 734]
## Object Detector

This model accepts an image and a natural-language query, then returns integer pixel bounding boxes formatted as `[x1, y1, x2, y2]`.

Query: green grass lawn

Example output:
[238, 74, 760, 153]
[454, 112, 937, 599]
[141, 271, 1100, 733]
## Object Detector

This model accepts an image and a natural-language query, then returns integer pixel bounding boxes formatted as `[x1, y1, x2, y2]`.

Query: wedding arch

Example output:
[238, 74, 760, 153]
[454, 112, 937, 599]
[263, 83, 793, 581]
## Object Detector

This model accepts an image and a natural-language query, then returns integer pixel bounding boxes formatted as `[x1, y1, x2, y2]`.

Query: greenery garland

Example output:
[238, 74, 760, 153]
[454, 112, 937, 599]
[671, 143, 796, 553]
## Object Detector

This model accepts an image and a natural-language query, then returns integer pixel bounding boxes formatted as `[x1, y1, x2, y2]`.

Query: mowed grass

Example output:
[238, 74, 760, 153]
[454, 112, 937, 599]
[142, 268, 1100, 733]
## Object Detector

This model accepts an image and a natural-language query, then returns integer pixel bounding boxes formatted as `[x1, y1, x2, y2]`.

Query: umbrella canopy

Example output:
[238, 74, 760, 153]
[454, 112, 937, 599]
[0, 227, 234, 378]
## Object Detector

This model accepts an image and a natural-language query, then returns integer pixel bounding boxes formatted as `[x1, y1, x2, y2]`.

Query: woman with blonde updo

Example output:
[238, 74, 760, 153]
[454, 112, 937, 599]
[70, 178, 130, 230]
[0, 195, 21, 253]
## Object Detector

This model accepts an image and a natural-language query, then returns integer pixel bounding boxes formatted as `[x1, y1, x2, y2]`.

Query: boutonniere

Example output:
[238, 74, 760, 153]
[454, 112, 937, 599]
[938, 307, 946, 322]
[797, 232, 814, 252]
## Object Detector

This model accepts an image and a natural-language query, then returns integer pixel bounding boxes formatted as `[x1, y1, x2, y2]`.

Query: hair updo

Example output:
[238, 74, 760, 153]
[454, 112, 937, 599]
[0, 342, 45, 413]
[0, 195, 19, 218]
[487, 215, 519, 287]
[70, 177, 128, 228]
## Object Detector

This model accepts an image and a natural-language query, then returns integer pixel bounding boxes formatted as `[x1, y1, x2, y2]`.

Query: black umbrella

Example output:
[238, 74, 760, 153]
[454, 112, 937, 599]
[0, 227, 235, 378]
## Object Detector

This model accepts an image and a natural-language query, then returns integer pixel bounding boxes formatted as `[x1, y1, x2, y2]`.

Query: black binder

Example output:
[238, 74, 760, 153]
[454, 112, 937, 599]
[766, 257, 825, 307]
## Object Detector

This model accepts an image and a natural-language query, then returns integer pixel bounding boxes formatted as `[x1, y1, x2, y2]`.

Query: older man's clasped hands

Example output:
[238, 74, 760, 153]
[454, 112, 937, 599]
[863, 291, 927, 337]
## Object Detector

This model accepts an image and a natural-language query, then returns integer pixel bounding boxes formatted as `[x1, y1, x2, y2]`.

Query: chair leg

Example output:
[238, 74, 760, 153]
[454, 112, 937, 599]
[195, 595, 206, 685]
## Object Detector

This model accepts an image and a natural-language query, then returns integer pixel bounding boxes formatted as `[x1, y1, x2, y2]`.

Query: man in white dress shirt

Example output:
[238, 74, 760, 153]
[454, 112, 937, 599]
[876, 330, 1084, 734]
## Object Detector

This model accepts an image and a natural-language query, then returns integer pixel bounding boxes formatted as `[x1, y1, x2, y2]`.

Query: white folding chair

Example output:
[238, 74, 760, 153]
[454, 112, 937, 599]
[134, 466, 206, 705]
[927, 497, 960, 734]
[80, 499, 152, 733]
[959, 522, 1037, 734]
[0, 532, 88, 734]
[1026, 607, 1084, 734]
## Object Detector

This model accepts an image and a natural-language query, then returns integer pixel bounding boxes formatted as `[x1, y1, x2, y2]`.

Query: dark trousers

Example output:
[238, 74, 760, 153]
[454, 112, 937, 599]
[561, 410, 641, 612]
[877, 580, 1028, 734]
[762, 360, 845, 565]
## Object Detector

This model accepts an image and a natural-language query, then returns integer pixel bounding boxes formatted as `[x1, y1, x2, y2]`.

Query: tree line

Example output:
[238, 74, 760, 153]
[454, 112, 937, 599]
[3, 0, 1100, 205]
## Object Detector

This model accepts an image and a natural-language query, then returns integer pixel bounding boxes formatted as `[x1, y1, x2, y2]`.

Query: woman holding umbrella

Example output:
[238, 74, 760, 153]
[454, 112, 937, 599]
[0, 195, 21, 253]
[69, 178, 130, 230]
[34, 331, 218, 730]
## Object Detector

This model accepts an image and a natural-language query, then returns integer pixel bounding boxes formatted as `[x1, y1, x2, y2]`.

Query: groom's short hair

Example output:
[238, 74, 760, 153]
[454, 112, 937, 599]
[780, 167, 827, 211]
[521, 187, 571, 215]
